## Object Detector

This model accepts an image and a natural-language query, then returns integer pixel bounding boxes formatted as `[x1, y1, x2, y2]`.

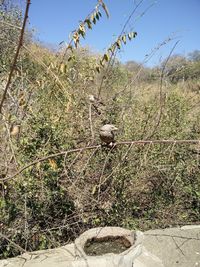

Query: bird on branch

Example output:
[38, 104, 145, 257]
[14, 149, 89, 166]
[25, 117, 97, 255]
[99, 124, 118, 147]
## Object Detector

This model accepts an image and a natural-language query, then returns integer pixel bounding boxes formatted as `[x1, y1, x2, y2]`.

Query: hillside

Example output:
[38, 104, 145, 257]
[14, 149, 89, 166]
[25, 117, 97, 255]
[0, 0, 200, 259]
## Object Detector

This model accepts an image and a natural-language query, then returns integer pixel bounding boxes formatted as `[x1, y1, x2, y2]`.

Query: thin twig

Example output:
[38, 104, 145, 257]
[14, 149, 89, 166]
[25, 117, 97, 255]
[99, 143, 134, 191]
[23, 45, 66, 92]
[116, 35, 177, 99]
[97, 147, 114, 201]
[3, 120, 19, 168]
[1, 145, 101, 181]
[0, 0, 31, 114]
[147, 40, 180, 139]
[89, 103, 94, 140]
[97, 0, 144, 98]
[78, 147, 99, 175]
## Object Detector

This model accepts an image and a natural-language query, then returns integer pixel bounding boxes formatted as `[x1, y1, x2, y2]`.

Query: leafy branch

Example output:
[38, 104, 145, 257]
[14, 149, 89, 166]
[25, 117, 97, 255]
[95, 31, 137, 73]
[97, 0, 144, 97]
[60, 0, 109, 64]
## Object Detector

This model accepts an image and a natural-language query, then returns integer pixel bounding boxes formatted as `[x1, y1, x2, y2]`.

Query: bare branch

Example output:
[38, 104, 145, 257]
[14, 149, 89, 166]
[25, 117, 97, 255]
[146, 40, 180, 139]
[0, 0, 31, 114]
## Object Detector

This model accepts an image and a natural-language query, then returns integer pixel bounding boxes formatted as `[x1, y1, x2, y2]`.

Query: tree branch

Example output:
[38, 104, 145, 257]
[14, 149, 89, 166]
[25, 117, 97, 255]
[0, 0, 31, 114]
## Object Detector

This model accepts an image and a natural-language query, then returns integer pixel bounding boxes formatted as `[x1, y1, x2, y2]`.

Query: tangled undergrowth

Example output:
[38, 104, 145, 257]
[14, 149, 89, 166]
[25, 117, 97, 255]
[0, 0, 200, 259]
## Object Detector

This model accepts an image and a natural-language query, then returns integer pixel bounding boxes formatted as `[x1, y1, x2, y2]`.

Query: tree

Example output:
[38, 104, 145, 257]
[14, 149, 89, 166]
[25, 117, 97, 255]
[125, 60, 141, 72]
[162, 54, 188, 83]
[188, 50, 200, 62]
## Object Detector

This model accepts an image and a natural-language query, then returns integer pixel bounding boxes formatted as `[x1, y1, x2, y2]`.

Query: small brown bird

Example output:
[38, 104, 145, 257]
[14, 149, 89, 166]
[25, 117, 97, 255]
[99, 124, 118, 146]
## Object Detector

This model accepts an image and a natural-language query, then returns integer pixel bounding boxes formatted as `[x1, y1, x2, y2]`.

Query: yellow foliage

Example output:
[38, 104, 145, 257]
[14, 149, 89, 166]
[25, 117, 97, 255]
[48, 159, 57, 170]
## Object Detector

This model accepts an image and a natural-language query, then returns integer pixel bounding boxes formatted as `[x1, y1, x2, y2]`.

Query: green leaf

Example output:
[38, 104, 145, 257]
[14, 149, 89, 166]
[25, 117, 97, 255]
[122, 34, 126, 44]
[100, 59, 104, 67]
[78, 24, 86, 38]
[128, 32, 137, 40]
[103, 53, 109, 62]
[96, 66, 101, 73]
[67, 55, 75, 62]
[132, 32, 137, 38]
[92, 17, 96, 24]
[91, 13, 96, 24]
[85, 18, 92, 29]
[78, 27, 86, 38]
[116, 39, 121, 49]
[96, 12, 100, 20]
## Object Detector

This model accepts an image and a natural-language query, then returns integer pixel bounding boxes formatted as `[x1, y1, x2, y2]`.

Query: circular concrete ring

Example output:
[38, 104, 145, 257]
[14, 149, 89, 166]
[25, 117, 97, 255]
[74, 227, 143, 257]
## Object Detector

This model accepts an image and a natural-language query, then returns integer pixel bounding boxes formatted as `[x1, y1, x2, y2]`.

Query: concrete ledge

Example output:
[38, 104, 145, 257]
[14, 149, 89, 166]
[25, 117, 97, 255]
[0, 225, 199, 267]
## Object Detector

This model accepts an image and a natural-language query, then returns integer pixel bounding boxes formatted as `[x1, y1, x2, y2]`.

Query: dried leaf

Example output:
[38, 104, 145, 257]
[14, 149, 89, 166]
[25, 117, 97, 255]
[10, 125, 20, 136]
[92, 185, 97, 195]
[60, 63, 67, 73]
[50, 62, 56, 69]
[67, 45, 73, 52]
[19, 96, 26, 106]
[101, 1, 109, 18]
[73, 32, 79, 47]
[48, 159, 57, 170]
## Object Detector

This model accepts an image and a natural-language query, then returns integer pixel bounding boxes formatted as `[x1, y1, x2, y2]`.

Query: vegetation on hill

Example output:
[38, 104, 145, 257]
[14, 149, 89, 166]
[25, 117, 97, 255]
[0, 0, 200, 259]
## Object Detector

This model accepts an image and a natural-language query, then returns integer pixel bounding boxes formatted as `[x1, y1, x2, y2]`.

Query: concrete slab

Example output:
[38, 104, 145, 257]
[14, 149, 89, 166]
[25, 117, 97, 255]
[143, 225, 200, 267]
[0, 225, 199, 267]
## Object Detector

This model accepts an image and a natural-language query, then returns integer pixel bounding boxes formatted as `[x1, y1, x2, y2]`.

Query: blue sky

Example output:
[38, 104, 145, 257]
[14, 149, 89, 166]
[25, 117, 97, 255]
[27, 0, 200, 66]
